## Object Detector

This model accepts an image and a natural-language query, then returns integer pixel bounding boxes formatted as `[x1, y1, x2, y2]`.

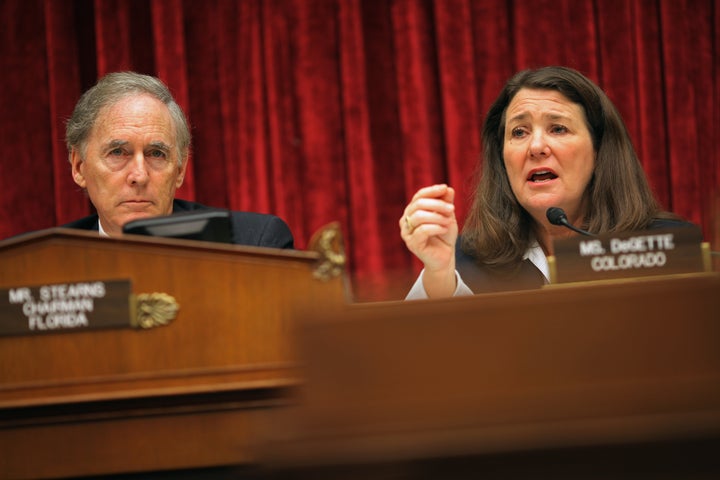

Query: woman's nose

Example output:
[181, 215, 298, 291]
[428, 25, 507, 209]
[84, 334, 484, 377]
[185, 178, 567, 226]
[529, 130, 550, 158]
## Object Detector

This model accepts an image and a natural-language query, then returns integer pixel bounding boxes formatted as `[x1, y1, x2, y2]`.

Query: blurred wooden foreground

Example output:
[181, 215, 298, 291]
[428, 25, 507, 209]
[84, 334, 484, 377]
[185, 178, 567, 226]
[1, 228, 719, 479]
[257, 272, 720, 479]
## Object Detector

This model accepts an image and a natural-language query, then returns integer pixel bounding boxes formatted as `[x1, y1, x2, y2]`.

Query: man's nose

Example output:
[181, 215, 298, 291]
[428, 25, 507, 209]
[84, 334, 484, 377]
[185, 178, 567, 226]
[127, 154, 149, 185]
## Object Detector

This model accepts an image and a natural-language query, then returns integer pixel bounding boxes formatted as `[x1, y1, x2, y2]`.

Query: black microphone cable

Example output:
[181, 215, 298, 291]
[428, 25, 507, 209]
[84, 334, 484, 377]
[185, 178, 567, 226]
[546, 207, 595, 237]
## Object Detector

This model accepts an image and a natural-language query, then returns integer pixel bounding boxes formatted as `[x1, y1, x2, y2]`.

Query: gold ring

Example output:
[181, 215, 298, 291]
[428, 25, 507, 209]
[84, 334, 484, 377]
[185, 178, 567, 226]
[405, 215, 415, 233]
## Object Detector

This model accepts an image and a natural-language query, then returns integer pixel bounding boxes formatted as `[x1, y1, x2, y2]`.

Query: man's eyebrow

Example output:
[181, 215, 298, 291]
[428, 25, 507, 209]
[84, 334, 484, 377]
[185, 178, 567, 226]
[147, 141, 172, 151]
[104, 139, 129, 150]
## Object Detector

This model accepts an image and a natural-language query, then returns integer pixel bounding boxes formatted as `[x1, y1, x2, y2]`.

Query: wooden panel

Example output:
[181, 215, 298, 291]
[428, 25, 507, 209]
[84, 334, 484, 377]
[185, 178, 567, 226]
[0, 228, 347, 478]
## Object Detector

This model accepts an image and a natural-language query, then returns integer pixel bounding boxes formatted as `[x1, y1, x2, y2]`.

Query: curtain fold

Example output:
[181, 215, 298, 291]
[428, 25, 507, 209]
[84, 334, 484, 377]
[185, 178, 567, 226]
[0, 0, 55, 235]
[338, 0, 386, 286]
[392, 0, 446, 194]
[218, 0, 269, 213]
[660, 0, 716, 221]
[151, 0, 195, 199]
[45, 0, 89, 224]
[433, 0, 482, 226]
[1, 0, 717, 301]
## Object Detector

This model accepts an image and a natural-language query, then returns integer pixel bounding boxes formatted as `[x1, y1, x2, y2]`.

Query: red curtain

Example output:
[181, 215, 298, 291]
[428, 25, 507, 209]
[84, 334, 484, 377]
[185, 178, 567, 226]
[1, 0, 718, 301]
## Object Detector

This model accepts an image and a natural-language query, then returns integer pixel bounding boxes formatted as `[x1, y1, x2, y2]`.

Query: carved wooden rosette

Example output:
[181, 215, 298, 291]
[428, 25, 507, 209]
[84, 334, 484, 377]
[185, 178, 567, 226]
[308, 222, 346, 282]
[130, 292, 179, 329]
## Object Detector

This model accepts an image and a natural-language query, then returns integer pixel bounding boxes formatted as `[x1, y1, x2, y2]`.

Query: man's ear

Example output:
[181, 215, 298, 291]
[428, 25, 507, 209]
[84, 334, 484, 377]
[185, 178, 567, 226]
[70, 149, 87, 188]
[175, 157, 189, 188]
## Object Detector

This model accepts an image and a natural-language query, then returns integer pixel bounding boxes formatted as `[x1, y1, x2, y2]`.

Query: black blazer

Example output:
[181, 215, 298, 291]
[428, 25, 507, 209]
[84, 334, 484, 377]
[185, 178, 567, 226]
[61, 199, 294, 249]
[456, 218, 697, 295]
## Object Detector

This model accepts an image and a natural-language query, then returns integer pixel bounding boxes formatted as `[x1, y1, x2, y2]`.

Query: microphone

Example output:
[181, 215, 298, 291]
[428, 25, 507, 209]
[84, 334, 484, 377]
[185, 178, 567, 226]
[546, 207, 595, 237]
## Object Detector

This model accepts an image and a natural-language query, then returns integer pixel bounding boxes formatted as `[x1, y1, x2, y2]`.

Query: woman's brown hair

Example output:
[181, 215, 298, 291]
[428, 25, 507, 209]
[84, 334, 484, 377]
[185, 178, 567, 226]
[461, 66, 673, 271]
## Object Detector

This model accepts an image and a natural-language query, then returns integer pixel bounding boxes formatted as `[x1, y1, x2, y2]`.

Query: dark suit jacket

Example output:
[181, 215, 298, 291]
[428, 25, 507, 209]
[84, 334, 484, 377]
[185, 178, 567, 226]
[61, 199, 294, 249]
[456, 218, 697, 295]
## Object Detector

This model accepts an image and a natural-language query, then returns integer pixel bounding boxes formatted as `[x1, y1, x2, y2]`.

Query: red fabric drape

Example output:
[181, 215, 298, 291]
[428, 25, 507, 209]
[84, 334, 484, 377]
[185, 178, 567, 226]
[1, 0, 718, 301]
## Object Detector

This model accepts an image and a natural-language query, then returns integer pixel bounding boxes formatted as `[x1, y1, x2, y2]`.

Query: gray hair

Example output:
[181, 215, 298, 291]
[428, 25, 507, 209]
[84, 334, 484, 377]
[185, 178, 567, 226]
[65, 72, 191, 166]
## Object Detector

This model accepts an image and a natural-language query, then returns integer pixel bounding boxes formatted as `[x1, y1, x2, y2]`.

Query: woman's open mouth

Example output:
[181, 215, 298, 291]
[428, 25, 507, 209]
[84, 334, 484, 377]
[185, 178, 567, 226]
[527, 170, 558, 183]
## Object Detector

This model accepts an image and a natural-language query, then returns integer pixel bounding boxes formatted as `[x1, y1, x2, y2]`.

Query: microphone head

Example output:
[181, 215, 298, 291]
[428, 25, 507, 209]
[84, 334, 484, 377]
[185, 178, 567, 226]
[546, 207, 567, 226]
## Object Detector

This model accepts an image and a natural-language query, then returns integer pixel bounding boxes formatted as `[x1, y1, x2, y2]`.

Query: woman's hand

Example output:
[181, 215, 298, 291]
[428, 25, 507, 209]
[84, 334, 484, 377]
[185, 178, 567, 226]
[399, 184, 458, 298]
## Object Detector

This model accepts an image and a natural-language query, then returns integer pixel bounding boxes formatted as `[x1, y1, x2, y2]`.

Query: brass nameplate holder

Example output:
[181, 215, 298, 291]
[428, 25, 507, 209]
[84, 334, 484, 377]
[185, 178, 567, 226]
[0, 280, 179, 336]
[548, 226, 707, 284]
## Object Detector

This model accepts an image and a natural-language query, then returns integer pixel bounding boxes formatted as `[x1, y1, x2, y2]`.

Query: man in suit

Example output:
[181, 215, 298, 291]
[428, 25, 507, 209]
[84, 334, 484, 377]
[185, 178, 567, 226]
[63, 71, 292, 249]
